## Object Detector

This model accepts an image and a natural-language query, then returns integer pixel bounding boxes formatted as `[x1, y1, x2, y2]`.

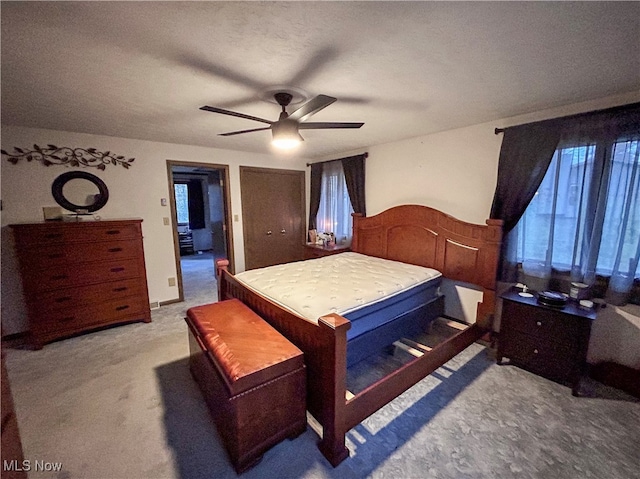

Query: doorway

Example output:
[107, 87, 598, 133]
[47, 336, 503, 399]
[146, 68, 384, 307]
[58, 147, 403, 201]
[166, 160, 234, 302]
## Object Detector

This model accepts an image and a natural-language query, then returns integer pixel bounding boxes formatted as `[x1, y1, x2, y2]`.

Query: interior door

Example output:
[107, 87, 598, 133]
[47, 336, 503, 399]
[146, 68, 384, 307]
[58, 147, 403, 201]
[240, 167, 305, 270]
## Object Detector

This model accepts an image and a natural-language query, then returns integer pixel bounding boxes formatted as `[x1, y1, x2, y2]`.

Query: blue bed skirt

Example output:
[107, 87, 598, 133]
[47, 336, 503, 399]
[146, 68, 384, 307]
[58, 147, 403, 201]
[344, 277, 444, 366]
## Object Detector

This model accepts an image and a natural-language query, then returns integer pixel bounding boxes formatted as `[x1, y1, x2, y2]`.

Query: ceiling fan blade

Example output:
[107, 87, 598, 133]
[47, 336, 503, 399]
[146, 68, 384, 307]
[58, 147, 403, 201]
[200, 106, 272, 125]
[287, 95, 337, 122]
[219, 127, 271, 137]
[299, 122, 364, 129]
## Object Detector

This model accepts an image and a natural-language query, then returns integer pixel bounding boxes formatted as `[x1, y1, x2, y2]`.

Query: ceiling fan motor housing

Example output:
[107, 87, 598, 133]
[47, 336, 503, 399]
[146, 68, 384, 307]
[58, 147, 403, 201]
[274, 92, 294, 108]
[272, 118, 303, 141]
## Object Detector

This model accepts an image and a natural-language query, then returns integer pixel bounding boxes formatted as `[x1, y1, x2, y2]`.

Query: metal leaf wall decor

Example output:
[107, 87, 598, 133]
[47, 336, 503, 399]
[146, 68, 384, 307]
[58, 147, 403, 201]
[1, 144, 135, 170]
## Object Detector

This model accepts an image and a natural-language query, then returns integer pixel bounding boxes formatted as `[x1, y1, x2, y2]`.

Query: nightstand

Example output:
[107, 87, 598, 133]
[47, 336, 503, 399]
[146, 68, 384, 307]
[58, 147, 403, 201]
[497, 289, 596, 395]
[304, 243, 350, 259]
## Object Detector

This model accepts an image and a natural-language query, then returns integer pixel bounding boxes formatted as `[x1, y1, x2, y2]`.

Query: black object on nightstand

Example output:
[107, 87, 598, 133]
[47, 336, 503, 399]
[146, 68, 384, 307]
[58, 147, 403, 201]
[497, 288, 596, 396]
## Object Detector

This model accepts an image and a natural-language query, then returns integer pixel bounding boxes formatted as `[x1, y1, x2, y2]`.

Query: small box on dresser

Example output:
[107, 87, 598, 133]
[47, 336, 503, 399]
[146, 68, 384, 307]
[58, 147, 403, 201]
[10, 219, 151, 349]
[497, 289, 596, 395]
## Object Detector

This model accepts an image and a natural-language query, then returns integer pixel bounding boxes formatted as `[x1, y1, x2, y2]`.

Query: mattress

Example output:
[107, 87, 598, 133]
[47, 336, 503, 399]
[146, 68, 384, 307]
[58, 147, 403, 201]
[234, 252, 442, 336]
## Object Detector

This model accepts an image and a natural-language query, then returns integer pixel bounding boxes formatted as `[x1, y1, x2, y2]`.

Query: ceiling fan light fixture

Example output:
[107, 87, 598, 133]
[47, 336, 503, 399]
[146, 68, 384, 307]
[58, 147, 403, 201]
[271, 120, 303, 150]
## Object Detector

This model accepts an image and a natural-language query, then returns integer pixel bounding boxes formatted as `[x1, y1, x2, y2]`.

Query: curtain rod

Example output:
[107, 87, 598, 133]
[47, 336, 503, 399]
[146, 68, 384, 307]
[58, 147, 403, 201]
[494, 101, 640, 135]
[306, 152, 368, 167]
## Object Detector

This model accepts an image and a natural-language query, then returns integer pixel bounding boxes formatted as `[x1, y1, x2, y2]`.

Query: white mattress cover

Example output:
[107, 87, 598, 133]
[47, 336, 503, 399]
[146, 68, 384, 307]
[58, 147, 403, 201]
[234, 252, 441, 323]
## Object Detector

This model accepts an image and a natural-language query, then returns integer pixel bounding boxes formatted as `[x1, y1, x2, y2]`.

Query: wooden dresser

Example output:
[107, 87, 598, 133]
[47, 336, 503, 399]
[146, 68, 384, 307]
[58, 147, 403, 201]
[497, 289, 595, 395]
[10, 219, 151, 349]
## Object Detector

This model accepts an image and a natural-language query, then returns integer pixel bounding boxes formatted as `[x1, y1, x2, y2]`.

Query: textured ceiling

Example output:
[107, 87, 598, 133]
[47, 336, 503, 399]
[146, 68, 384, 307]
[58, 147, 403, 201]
[2, 1, 639, 159]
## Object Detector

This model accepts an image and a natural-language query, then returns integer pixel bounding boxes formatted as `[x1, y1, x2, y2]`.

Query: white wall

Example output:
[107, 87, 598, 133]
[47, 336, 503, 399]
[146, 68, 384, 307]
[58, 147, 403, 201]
[1, 125, 307, 334]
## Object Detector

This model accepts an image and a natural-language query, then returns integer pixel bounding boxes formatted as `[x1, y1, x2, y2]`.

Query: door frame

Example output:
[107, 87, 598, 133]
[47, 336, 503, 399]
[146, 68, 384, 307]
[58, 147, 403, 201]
[239, 166, 306, 270]
[166, 160, 235, 303]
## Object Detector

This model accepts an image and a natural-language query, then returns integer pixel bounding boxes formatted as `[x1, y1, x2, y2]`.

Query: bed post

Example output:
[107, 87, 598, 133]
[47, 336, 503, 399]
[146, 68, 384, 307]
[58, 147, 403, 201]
[351, 213, 363, 251]
[215, 259, 230, 301]
[316, 313, 351, 467]
[476, 218, 503, 330]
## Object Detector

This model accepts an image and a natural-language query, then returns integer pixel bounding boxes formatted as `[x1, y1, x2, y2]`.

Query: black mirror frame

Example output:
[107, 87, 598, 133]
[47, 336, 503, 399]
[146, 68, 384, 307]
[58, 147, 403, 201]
[51, 171, 109, 213]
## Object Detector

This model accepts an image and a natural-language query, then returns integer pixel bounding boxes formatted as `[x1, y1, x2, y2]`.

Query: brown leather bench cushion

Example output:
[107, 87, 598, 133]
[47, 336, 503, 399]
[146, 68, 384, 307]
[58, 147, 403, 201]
[187, 299, 304, 396]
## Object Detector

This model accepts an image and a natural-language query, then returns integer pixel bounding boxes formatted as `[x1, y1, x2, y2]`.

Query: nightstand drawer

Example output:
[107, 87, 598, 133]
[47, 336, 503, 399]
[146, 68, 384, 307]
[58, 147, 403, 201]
[501, 300, 587, 341]
[499, 330, 576, 382]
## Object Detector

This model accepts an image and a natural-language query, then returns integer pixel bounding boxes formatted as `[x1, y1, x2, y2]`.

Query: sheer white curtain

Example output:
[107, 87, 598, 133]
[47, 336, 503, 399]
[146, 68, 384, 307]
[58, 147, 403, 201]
[316, 160, 354, 243]
[597, 139, 640, 294]
[512, 137, 640, 302]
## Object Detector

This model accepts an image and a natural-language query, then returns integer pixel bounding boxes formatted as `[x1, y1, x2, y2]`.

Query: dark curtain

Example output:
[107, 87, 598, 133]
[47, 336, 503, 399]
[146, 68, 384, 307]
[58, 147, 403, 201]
[187, 179, 205, 230]
[341, 154, 367, 216]
[308, 162, 323, 231]
[490, 122, 562, 233]
[490, 122, 561, 281]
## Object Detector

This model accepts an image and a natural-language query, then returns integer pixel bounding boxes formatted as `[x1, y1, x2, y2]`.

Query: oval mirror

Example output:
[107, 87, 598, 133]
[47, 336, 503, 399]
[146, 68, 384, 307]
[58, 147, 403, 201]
[51, 171, 109, 213]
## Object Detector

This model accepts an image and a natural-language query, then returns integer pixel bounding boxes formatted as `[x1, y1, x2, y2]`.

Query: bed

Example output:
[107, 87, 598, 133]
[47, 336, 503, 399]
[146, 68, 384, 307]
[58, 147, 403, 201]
[215, 204, 502, 466]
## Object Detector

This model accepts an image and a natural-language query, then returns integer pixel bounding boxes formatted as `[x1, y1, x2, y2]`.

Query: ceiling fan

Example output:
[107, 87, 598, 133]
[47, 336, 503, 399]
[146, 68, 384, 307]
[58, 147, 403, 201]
[200, 92, 364, 149]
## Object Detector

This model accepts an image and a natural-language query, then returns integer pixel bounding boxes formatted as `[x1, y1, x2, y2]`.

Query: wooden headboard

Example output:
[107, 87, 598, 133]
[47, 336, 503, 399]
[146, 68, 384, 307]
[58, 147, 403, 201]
[351, 205, 503, 325]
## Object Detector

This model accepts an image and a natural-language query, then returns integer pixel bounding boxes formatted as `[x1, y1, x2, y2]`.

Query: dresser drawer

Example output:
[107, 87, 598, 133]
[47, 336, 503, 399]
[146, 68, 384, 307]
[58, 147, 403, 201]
[502, 300, 586, 341]
[13, 221, 141, 246]
[20, 239, 142, 269]
[28, 278, 144, 314]
[23, 258, 142, 293]
[34, 296, 149, 335]
[500, 330, 577, 382]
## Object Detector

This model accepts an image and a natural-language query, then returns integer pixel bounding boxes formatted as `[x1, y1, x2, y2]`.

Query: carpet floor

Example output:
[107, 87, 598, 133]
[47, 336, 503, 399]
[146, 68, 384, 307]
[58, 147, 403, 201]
[4, 253, 639, 479]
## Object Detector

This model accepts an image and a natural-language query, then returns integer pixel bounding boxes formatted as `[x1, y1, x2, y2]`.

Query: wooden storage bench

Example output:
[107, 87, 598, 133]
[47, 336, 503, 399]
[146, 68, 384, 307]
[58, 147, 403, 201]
[185, 299, 307, 473]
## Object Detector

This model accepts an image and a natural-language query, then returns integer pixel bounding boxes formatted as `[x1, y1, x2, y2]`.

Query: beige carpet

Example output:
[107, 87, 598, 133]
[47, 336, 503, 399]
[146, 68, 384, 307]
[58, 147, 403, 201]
[4, 253, 639, 478]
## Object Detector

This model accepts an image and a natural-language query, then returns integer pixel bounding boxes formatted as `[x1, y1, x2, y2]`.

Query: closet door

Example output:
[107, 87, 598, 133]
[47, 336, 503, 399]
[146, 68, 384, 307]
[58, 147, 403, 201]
[240, 167, 305, 270]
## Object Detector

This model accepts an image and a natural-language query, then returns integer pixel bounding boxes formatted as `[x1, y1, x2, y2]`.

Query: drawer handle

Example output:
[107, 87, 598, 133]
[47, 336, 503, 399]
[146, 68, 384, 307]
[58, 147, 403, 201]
[106, 230, 121, 235]
[110, 267, 125, 273]
[108, 247, 123, 253]
[55, 296, 72, 303]
[47, 253, 64, 259]
[533, 349, 539, 354]
[115, 305, 130, 311]
[59, 316, 75, 323]
[44, 233, 63, 239]
[50, 274, 68, 281]
[536, 321, 542, 326]
[113, 286, 128, 292]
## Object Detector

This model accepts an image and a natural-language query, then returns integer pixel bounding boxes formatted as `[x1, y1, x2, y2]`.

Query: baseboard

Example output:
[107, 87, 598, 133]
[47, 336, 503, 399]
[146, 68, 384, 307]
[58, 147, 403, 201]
[590, 361, 640, 399]
[1, 331, 29, 348]
[160, 298, 182, 306]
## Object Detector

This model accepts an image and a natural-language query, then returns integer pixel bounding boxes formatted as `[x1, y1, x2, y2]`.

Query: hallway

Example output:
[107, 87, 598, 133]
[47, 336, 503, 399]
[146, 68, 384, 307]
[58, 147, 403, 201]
[179, 251, 217, 304]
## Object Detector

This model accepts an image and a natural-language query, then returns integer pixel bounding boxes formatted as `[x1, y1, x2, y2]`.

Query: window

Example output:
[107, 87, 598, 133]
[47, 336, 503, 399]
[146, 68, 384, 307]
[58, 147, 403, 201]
[316, 160, 354, 243]
[174, 183, 190, 224]
[514, 138, 640, 288]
